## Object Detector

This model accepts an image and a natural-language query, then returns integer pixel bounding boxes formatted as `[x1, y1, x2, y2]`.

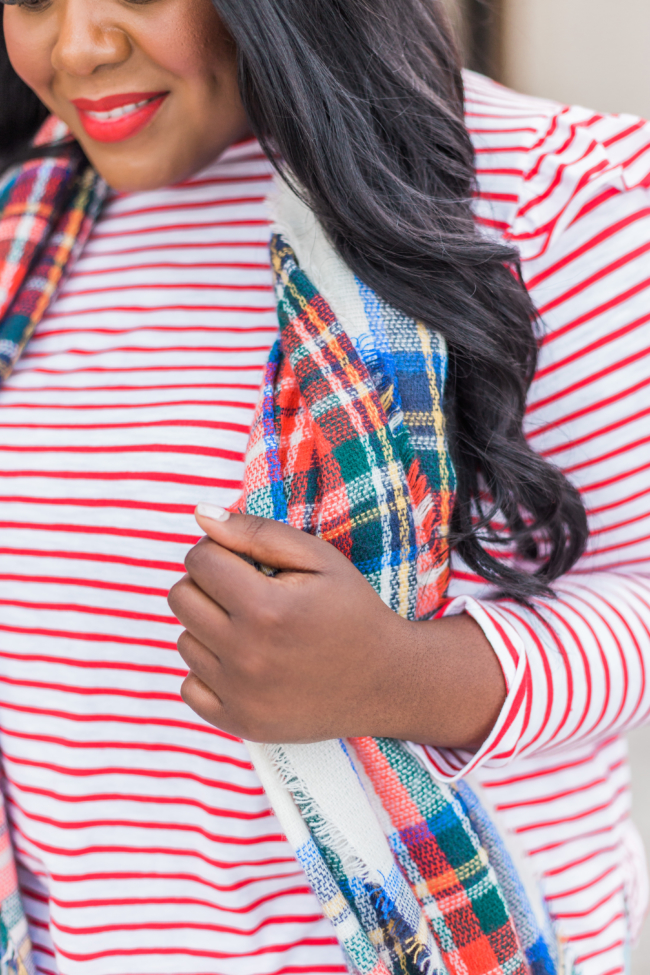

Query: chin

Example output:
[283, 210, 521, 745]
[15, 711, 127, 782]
[78, 126, 247, 193]
[100, 171, 178, 194]
[84, 152, 186, 193]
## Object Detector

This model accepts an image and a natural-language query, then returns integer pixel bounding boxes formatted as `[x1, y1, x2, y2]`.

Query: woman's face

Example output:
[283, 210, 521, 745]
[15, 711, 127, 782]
[3, 0, 250, 191]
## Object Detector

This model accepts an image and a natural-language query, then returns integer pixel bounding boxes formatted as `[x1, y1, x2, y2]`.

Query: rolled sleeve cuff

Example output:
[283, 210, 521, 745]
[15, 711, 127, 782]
[406, 595, 531, 782]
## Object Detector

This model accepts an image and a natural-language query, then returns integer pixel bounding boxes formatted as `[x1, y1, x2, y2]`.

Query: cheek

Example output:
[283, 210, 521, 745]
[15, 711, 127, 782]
[3, 9, 55, 102]
[139, 1, 235, 91]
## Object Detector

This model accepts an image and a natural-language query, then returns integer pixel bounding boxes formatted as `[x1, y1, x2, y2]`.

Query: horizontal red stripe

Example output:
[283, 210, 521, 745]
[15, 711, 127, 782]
[0, 470, 242, 488]
[49, 913, 325, 938]
[0, 648, 181, 676]
[75, 238, 270, 257]
[24, 362, 264, 375]
[57, 282, 273, 299]
[53, 936, 338, 964]
[9, 795, 279, 842]
[0, 573, 168, 598]
[0, 418, 251, 433]
[98, 194, 267, 221]
[0, 396, 257, 411]
[4, 753, 263, 797]
[528, 345, 650, 415]
[546, 865, 618, 901]
[31, 323, 276, 338]
[44, 303, 274, 319]
[0, 726, 251, 768]
[91, 218, 270, 240]
[0, 597, 177, 625]
[8, 779, 271, 823]
[0, 673, 180, 697]
[10, 817, 292, 868]
[0, 545, 184, 572]
[3, 382, 259, 393]
[39, 870, 303, 896]
[0, 442, 243, 461]
[69, 261, 271, 278]
[0, 626, 176, 652]
[0, 697, 238, 740]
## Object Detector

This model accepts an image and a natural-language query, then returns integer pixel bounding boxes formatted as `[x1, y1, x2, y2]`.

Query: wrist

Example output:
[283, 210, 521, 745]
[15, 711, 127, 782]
[359, 614, 506, 749]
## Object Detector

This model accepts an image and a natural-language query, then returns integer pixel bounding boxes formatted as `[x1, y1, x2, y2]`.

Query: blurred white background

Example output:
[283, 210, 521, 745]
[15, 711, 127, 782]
[501, 0, 650, 119]
[445, 0, 650, 119]
[442, 2, 650, 970]
[629, 729, 650, 974]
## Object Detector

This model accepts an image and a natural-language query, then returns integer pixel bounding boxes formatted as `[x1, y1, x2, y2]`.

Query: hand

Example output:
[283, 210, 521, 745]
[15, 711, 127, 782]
[167, 504, 506, 746]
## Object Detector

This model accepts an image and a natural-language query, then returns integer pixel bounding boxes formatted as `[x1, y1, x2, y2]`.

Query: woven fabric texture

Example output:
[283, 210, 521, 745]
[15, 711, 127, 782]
[0, 792, 34, 975]
[240, 235, 556, 975]
[0, 149, 106, 381]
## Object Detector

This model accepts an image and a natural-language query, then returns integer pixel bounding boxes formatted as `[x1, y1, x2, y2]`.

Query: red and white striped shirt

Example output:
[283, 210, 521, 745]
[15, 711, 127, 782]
[0, 73, 649, 975]
[420, 72, 650, 975]
[0, 138, 346, 975]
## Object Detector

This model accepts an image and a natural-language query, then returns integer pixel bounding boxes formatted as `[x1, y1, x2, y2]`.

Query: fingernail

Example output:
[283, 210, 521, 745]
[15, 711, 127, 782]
[196, 502, 230, 523]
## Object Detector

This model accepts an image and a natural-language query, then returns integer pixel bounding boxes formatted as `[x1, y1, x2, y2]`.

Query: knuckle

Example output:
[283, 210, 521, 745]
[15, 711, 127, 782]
[183, 546, 197, 572]
[176, 629, 193, 656]
[210, 695, 249, 740]
[238, 649, 267, 683]
[180, 674, 209, 713]
[184, 535, 213, 573]
[183, 543, 202, 575]
[167, 576, 189, 614]
[254, 594, 282, 631]
[242, 515, 269, 545]
[236, 713, 266, 743]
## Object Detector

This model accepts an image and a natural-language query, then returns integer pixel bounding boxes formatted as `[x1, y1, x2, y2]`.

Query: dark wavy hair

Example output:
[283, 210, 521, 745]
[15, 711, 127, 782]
[0, 26, 84, 170]
[0, 2, 588, 599]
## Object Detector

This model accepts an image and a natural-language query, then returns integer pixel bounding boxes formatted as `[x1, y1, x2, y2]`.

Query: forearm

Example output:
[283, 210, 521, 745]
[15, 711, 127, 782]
[371, 614, 506, 749]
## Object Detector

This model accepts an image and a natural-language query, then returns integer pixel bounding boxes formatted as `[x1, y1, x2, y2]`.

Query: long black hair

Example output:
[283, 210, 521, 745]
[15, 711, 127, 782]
[0, 2, 588, 599]
[0, 23, 82, 171]
[0, 27, 46, 169]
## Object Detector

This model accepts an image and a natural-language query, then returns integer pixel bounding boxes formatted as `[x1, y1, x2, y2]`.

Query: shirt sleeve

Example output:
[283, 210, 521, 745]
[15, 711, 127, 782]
[412, 100, 650, 782]
[413, 575, 650, 780]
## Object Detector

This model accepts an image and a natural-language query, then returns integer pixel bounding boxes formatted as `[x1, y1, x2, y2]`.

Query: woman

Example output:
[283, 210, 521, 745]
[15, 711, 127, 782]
[0, 0, 649, 972]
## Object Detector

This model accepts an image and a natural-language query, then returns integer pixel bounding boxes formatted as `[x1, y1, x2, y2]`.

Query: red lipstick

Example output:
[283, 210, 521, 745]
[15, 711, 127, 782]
[71, 91, 169, 144]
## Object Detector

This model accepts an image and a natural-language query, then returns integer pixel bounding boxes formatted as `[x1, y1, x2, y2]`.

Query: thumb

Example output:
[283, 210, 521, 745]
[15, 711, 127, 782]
[194, 502, 330, 572]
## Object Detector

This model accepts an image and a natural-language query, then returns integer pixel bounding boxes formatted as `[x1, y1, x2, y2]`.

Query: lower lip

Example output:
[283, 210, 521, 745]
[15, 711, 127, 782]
[76, 94, 168, 144]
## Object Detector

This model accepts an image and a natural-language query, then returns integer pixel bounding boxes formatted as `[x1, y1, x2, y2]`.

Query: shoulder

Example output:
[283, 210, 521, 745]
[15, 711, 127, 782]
[464, 73, 650, 461]
[464, 70, 650, 266]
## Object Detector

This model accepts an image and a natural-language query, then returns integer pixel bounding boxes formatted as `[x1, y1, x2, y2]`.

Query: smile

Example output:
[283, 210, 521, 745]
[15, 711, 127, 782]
[71, 91, 169, 143]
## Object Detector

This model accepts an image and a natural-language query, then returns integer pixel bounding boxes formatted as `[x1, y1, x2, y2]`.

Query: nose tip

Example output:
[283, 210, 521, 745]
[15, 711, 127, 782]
[51, 15, 131, 76]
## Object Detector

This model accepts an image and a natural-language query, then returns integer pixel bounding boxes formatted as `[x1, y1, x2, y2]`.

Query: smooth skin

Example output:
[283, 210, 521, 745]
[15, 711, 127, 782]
[169, 507, 506, 749]
[4, 0, 507, 749]
[3, 0, 250, 191]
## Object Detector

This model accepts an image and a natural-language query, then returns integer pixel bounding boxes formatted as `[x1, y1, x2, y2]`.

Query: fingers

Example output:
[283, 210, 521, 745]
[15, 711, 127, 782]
[183, 536, 265, 612]
[195, 503, 331, 573]
[176, 629, 222, 692]
[168, 573, 229, 651]
[181, 672, 227, 731]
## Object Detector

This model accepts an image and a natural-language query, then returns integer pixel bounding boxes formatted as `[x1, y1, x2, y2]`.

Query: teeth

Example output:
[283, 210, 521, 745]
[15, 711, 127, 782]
[85, 97, 154, 121]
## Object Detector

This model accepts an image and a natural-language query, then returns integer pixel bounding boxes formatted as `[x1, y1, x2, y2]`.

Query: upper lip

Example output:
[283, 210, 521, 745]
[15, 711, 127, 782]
[71, 92, 167, 112]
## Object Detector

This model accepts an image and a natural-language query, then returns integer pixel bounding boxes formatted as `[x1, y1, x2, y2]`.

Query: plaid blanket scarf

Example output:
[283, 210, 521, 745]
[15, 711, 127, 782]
[0, 126, 106, 381]
[0, 143, 561, 975]
[240, 205, 560, 975]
